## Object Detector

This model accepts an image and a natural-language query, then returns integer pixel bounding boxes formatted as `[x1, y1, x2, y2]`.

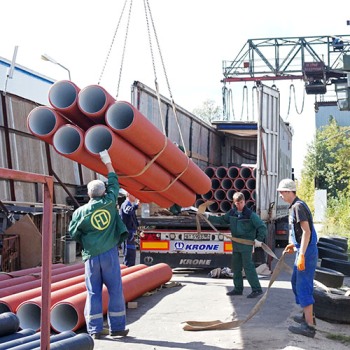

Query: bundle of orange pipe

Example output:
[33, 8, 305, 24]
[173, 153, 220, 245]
[27, 80, 211, 207]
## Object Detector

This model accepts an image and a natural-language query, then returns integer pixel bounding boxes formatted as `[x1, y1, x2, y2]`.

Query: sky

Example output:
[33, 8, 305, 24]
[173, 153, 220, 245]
[1, 0, 350, 178]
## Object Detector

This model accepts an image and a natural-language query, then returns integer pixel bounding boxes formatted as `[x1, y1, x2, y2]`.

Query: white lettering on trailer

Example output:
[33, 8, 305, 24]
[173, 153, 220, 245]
[185, 244, 219, 251]
[179, 259, 211, 265]
[172, 241, 223, 252]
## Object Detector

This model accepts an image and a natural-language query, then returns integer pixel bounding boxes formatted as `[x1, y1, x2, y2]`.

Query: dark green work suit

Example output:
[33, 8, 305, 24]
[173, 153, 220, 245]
[208, 206, 267, 293]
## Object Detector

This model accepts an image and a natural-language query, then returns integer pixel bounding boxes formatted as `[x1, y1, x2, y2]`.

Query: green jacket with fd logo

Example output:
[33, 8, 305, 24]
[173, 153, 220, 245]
[208, 206, 266, 252]
[69, 172, 128, 261]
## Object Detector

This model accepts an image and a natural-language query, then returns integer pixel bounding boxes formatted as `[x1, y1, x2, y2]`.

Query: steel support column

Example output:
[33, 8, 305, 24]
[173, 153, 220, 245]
[0, 168, 53, 350]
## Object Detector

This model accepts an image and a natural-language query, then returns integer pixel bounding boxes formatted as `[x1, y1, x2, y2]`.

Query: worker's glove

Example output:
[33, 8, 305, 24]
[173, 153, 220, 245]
[254, 239, 263, 248]
[202, 212, 209, 218]
[99, 149, 111, 164]
[297, 253, 305, 271]
[283, 243, 295, 254]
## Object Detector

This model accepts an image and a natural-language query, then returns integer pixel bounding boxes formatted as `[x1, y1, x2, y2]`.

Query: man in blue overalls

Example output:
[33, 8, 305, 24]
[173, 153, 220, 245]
[277, 178, 318, 338]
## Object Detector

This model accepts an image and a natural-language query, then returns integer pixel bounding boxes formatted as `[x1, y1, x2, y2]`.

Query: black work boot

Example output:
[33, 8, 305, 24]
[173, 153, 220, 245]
[110, 329, 129, 338]
[226, 289, 243, 296]
[288, 322, 316, 338]
[247, 290, 263, 298]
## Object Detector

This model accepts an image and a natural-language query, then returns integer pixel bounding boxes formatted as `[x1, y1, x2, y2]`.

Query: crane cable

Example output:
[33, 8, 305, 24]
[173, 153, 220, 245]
[286, 83, 305, 119]
[97, 0, 133, 98]
[143, 0, 187, 154]
[240, 85, 249, 120]
[251, 85, 258, 121]
[222, 85, 235, 120]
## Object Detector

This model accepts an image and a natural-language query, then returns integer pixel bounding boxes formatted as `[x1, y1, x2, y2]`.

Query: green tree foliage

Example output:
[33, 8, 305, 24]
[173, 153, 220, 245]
[301, 116, 350, 236]
[192, 99, 222, 123]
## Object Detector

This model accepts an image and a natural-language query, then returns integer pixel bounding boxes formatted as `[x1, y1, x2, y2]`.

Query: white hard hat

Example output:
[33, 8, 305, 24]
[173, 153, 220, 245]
[119, 188, 127, 196]
[277, 178, 296, 191]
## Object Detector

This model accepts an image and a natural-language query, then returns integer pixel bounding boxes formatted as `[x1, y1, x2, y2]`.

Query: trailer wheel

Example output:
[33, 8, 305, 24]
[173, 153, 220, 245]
[317, 246, 348, 261]
[317, 241, 346, 253]
[319, 237, 348, 251]
[314, 287, 350, 324]
[314, 266, 345, 288]
[321, 257, 350, 276]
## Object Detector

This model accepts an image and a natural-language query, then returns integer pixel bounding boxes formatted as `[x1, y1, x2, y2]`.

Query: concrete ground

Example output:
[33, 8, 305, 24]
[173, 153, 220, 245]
[88, 248, 350, 350]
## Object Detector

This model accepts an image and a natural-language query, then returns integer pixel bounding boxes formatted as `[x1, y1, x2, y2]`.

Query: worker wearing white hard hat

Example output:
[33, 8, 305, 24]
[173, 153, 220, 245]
[277, 178, 318, 338]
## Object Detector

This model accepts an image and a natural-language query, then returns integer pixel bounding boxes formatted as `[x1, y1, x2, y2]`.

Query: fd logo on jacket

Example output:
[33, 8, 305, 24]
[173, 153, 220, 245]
[91, 209, 111, 230]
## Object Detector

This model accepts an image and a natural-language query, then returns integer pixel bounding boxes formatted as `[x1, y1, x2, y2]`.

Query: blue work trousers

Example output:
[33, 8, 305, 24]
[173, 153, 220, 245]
[84, 246, 126, 335]
[291, 243, 318, 308]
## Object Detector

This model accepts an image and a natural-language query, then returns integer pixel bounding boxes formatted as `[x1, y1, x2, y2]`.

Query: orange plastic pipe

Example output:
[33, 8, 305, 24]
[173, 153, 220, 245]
[77, 84, 115, 124]
[0, 264, 64, 282]
[17, 280, 87, 332]
[17, 263, 127, 331]
[227, 166, 240, 179]
[52, 125, 172, 207]
[48, 80, 95, 130]
[50, 264, 149, 332]
[84, 125, 196, 206]
[52, 124, 142, 190]
[27, 106, 69, 145]
[0, 264, 84, 297]
[122, 186, 173, 208]
[105, 101, 211, 195]
[0, 266, 85, 311]
[121, 263, 172, 302]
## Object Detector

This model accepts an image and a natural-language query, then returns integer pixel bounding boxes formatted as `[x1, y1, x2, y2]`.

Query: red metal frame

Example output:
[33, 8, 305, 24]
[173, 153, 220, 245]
[0, 168, 53, 350]
[222, 75, 304, 83]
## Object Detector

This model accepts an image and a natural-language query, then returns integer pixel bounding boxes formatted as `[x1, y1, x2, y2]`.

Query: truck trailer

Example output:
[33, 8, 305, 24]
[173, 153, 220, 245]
[131, 81, 293, 269]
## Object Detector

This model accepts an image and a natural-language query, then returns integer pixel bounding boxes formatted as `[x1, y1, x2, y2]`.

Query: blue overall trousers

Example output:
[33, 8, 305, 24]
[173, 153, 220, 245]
[290, 201, 318, 308]
[84, 246, 126, 334]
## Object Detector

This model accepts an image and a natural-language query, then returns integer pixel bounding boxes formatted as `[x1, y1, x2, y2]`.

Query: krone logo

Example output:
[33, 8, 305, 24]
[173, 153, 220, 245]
[144, 256, 154, 264]
[91, 210, 111, 230]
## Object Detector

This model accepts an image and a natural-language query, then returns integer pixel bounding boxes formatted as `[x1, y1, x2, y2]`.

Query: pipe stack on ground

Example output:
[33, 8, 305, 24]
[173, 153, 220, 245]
[0, 263, 171, 333]
[16, 264, 142, 332]
[50, 263, 172, 333]
[27, 81, 211, 207]
[0, 264, 85, 313]
[199, 165, 256, 213]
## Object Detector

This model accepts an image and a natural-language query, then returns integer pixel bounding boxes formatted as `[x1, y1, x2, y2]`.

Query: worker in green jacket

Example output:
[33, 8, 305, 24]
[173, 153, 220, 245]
[69, 149, 129, 340]
[205, 192, 267, 298]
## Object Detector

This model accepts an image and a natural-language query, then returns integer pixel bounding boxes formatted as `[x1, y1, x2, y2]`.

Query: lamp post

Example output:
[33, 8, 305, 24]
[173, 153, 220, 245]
[41, 53, 71, 80]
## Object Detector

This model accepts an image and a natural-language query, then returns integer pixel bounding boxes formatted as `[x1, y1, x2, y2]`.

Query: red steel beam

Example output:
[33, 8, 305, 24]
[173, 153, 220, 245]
[222, 75, 304, 83]
[0, 167, 53, 350]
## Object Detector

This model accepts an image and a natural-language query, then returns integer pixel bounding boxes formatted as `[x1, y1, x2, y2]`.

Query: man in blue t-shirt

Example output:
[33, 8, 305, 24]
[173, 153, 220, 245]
[277, 178, 318, 338]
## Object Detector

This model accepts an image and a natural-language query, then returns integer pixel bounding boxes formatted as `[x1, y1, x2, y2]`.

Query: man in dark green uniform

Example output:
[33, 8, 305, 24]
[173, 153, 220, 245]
[206, 192, 266, 298]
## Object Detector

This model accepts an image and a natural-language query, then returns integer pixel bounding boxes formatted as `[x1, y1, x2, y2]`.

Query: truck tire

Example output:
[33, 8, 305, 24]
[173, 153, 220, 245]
[317, 247, 348, 261]
[317, 241, 346, 253]
[321, 257, 350, 276]
[313, 287, 350, 324]
[318, 237, 348, 251]
[314, 266, 345, 288]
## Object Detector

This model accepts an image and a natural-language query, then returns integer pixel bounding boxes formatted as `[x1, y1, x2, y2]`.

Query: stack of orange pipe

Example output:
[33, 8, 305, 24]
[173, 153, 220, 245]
[202, 165, 256, 213]
[50, 263, 172, 333]
[27, 80, 211, 207]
